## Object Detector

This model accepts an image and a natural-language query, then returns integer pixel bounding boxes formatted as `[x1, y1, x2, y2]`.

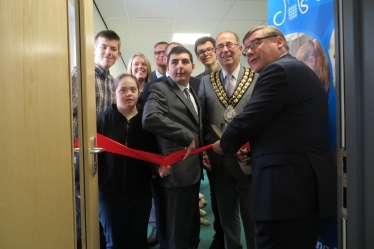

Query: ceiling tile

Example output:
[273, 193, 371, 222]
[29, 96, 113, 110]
[125, 0, 181, 18]
[178, 1, 233, 19]
[174, 19, 221, 33]
[130, 18, 175, 33]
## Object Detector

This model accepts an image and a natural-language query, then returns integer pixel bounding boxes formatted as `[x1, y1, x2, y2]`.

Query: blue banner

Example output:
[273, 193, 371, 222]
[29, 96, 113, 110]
[269, 1, 337, 249]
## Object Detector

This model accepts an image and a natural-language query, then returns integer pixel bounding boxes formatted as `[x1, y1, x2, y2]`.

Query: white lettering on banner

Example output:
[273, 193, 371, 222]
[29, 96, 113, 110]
[315, 241, 337, 249]
[273, 0, 287, 26]
[273, 0, 311, 26]
[298, 0, 309, 14]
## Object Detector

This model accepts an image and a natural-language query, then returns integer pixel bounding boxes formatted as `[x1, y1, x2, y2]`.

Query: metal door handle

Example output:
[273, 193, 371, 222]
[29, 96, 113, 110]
[90, 137, 105, 175]
[90, 148, 105, 154]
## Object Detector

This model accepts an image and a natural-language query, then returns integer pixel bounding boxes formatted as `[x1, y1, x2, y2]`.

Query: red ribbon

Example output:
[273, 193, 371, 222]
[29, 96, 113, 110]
[75, 134, 250, 166]
[75, 134, 212, 166]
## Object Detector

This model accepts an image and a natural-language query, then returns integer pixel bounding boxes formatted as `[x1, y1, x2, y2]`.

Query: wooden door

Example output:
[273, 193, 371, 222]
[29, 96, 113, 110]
[0, 0, 99, 248]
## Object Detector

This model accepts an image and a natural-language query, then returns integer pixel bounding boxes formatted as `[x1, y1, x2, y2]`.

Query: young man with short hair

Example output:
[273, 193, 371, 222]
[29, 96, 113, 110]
[194, 36, 221, 80]
[72, 29, 122, 249]
[143, 46, 203, 249]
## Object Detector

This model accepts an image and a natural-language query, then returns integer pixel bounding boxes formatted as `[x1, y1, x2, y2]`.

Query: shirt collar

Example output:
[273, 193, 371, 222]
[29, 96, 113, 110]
[175, 82, 190, 92]
[155, 69, 164, 78]
[222, 64, 241, 80]
[95, 64, 110, 77]
[279, 53, 289, 59]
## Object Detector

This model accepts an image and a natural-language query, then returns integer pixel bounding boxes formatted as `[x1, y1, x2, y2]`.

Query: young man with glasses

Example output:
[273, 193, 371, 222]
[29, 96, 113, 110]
[194, 37, 221, 80]
[193, 36, 224, 249]
[198, 31, 257, 249]
[213, 26, 337, 249]
[150, 41, 168, 81]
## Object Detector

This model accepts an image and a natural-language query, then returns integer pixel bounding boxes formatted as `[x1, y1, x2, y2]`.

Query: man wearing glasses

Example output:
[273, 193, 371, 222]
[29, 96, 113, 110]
[213, 26, 337, 249]
[150, 41, 168, 81]
[194, 37, 221, 80]
[198, 31, 257, 249]
[147, 40, 168, 247]
[194, 36, 224, 249]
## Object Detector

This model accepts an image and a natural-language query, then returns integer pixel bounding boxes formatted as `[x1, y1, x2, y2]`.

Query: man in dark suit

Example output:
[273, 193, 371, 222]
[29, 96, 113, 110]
[143, 42, 200, 103]
[143, 46, 203, 249]
[146, 42, 169, 249]
[198, 31, 257, 249]
[213, 26, 337, 249]
[150, 41, 168, 81]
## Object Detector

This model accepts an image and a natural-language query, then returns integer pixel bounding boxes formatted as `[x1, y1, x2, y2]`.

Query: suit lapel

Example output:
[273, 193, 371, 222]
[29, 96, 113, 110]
[166, 77, 200, 124]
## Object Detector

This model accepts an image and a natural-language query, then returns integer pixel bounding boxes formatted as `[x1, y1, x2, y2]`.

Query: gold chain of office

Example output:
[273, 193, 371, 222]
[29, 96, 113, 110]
[210, 67, 254, 109]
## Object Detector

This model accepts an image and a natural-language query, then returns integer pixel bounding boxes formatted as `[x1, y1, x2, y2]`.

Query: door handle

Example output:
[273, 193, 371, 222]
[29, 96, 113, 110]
[90, 137, 105, 176]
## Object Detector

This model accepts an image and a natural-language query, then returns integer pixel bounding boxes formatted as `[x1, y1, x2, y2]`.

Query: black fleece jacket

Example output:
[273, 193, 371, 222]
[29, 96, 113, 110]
[97, 104, 158, 193]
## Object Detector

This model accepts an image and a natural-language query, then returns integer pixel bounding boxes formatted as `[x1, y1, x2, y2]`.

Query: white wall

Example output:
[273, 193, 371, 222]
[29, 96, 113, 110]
[93, 5, 128, 78]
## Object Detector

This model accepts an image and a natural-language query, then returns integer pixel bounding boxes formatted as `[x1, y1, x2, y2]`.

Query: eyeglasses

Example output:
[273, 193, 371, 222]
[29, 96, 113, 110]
[214, 42, 239, 52]
[154, 50, 165, 55]
[242, 35, 277, 57]
[197, 47, 214, 57]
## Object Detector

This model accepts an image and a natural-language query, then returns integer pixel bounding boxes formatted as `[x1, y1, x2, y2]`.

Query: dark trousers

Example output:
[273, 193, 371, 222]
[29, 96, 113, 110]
[148, 180, 157, 229]
[99, 188, 152, 249]
[255, 218, 322, 249]
[206, 170, 224, 240]
[155, 182, 201, 249]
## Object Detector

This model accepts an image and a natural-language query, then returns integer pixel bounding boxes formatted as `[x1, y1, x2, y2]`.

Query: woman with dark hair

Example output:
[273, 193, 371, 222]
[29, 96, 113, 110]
[97, 73, 169, 249]
[296, 39, 330, 94]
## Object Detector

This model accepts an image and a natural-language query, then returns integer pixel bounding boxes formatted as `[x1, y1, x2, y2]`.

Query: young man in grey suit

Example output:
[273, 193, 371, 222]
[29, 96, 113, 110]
[213, 26, 337, 249]
[143, 46, 203, 249]
[198, 31, 257, 249]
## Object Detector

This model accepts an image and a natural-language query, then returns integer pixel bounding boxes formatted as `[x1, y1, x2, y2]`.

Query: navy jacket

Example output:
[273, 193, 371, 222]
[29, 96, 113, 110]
[220, 54, 337, 221]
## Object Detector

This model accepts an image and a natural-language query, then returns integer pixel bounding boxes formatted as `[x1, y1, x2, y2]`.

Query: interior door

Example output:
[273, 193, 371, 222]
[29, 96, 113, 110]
[0, 0, 76, 248]
[70, 0, 101, 248]
[0, 0, 99, 248]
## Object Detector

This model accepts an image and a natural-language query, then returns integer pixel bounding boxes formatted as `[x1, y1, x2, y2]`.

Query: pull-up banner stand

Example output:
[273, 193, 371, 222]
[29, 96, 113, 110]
[269, 1, 337, 249]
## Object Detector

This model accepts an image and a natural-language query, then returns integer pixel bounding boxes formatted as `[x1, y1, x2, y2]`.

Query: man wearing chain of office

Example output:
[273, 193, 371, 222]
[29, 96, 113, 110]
[198, 30, 258, 249]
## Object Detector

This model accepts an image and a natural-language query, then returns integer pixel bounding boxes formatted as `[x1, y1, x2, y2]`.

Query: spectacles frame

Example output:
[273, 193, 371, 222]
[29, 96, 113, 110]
[242, 35, 277, 57]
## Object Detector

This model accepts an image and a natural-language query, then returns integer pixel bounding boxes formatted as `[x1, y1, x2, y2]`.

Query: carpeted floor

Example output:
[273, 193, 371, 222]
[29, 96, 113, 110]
[148, 172, 246, 249]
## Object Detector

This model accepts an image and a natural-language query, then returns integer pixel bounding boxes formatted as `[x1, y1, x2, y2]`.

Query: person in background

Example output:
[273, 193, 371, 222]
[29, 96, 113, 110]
[296, 39, 330, 94]
[145, 41, 167, 248]
[194, 36, 224, 249]
[194, 36, 221, 80]
[127, 53, 152, 108]
[150, 41, 168, 81]
[213, 25, 337, 249]
[143, 46, 203, 249]
[198, 31, 257, 249]
[97, 73, 170, 249]
[72, 29, 122, 249]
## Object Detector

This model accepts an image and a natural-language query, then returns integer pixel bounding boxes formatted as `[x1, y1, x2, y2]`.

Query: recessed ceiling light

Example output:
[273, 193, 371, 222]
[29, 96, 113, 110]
[172, 33, 210, 45]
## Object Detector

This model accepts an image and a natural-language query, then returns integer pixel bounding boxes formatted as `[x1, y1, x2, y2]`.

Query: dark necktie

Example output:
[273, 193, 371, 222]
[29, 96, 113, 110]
[183, 88, 198, 121]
